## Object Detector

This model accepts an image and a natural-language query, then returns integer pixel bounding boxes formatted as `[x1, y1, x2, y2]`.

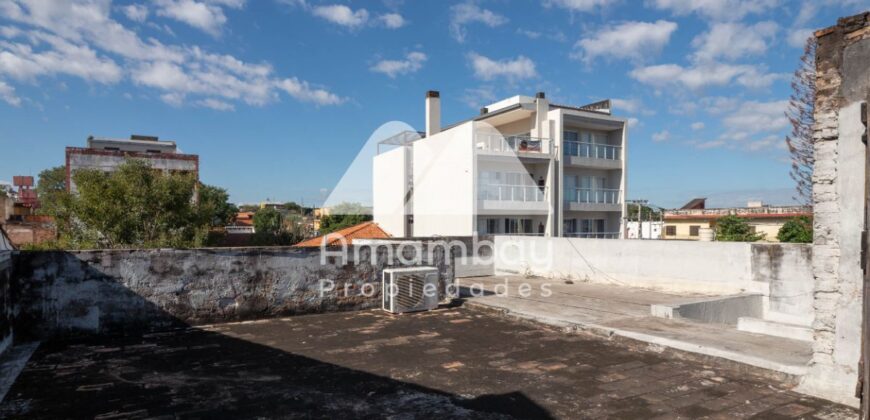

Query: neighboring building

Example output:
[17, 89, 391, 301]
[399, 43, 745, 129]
[293, 221, 390, 248]
[66, 135, 199, 192]
[225, 212, 256, 235]
[662, 198, 812, 241]
[373, 91, 628, 238]
[626, 221, 662, 239]
[313, 207, 330, 232]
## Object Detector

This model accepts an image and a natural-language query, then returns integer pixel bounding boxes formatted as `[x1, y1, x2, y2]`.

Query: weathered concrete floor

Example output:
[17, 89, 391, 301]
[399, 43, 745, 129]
[461, 276, 813, 376]
[0, 308, 856, 419]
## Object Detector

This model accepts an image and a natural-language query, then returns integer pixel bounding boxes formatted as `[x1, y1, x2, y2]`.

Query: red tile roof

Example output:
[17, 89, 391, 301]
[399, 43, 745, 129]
[293, 221, 390, 248]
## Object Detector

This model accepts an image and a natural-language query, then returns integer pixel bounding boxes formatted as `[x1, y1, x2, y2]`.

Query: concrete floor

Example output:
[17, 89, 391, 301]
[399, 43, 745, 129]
[0, 308, 856, 419]
[460, 276, 814, 377]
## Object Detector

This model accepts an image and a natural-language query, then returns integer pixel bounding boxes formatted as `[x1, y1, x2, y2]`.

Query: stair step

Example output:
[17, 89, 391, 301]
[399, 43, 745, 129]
[737, 317, 813, 342]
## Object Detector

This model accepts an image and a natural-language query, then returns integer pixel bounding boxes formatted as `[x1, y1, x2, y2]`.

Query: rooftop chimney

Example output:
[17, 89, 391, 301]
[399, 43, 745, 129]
[480, 107, 488, 115]
[425, 90, 441, 137]
[535, 92, 546, 99]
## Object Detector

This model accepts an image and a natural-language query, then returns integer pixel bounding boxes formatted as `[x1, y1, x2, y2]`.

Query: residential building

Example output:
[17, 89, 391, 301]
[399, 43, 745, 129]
[313, 207, 330, 231]
[66, 135, 199, 192]
[373, 91, 628, 238]
[293, 221, 390, 247]
[226, 212, 256, 235]
[662, 198, 811, 241]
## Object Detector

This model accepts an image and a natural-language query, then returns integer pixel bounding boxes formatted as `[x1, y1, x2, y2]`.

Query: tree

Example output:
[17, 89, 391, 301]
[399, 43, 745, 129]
[41, 160, 235, 249]
[715, 215, 765, 242]
[36, 166, 68, 216]
[251, 207, 305, 246]
[777, 216, 813, 243]
[626, 204, 662, 220]
[319, 202, 372, 234]
[197, 185, 237, 228]
[253, 207, 283, 236]
[785, 37, 816, 205]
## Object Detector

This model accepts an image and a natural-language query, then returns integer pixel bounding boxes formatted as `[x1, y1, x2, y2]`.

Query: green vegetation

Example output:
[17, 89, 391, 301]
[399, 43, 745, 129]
[319, 202, 372, 234]
[37, 160, 235, 249]
[626, 204, 662, 220]
[715, 215, 765, 242]
[777, 216, 813, 243]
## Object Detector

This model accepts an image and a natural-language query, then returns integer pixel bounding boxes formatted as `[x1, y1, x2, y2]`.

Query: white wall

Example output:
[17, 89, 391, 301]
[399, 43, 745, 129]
[373, 146, 409, 237]
[412, 123, 475, 236]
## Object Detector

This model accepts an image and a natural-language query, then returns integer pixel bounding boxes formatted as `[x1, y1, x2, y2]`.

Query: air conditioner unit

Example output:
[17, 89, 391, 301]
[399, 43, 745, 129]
[382, 267, 440, 314]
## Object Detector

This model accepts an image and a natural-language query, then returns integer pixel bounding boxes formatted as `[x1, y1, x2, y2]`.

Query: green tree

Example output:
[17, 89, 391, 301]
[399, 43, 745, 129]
[41, 160, 235, 249]
[253, 207, 283, 236]
[35, 166, 68, 216]
[319, 202, 372, 234]
[777, 216, 813, 243]
[715, 215, 765, 242]
[197, 185, 237, 227]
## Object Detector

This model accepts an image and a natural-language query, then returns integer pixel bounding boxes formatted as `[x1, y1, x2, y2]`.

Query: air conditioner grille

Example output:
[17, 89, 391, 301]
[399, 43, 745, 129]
[395, 274, 427, 309]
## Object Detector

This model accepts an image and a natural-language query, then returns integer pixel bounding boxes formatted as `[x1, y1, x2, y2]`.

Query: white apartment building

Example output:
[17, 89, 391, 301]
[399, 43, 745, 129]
[373, 91, 627, 238]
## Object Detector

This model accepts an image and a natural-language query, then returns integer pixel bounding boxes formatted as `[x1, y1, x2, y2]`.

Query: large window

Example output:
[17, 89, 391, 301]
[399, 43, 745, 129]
[689, 226, 700, 236]
[665, 225, 677, 236]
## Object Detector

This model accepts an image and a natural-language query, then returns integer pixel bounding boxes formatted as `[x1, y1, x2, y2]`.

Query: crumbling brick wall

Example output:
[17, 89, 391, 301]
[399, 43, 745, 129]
[11, 243, 455, 339]
[801, 11, 870, 407]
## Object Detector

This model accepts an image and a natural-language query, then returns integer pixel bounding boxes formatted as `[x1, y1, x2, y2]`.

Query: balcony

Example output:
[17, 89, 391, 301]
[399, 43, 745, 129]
[563, 141, 622, 169]
[564, 232, 619, 239]
[478, 184, 549, 213]
[565, 188, 622, 212]
[475, 135, 553, 158]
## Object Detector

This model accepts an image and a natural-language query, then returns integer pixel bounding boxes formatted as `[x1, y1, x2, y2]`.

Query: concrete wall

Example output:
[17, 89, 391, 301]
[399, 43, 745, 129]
[12, 244, 454, 339]
[0, 251, 13, 356]
[373, 146, 410, 237]
[493, 236, 814, 323]
[799, 12, 870, 407]
[413, 123, 475, 236]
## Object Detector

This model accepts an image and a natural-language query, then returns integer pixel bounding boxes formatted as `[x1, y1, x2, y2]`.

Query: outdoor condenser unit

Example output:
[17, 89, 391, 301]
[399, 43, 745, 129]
[382, 267, 440, 314]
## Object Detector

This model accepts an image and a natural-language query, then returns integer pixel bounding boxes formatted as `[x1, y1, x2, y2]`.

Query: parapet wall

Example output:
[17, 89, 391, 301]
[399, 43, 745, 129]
[11, 243, 454, 339]
[493, 236, 814, 325]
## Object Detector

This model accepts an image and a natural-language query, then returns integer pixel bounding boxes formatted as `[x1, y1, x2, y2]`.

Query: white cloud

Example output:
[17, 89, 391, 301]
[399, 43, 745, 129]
[154, 0, 242, 36]
[648, 0, 779, 21]
[468, 52, 536, 82]
[691, 21, 778, 62]
[630, 63, 785, 90]
[449, 2, 508, 42]
[691, 121, 705, 130]
[690, 100, 788, 151]
[461, 86, 497, 109]
[787, 28, 814, 48]
[196, 97, 234, 111]
[122, 4, 149, 23]
[543, 0, 615, 11]
[627, 117, 639, 128]
[0, 80, 21, 106]
[311, 4, 369, 28]
[611, 98, 655, 116]
[370, 51, 426, 78]
[378, 13, 405, 29]
[652, 130, 670, 142]
[276, 77, 344, 106]
[0, 0, 343, 108]
[574, 20, 677, 64]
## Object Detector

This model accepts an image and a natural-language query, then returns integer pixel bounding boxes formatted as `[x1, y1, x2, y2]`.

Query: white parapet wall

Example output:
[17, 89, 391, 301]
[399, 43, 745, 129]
[492, 236, 815, 324]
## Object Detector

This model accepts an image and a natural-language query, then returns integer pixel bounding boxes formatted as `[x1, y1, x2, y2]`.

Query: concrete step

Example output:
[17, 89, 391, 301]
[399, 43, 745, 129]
[650, 294, 763, 325]
[737, 317, 813, 342]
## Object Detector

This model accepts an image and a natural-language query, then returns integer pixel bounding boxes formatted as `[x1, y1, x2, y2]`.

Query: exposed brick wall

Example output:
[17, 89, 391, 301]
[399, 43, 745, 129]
[11, 244, 455, 340]
[802, 11, 870, 407]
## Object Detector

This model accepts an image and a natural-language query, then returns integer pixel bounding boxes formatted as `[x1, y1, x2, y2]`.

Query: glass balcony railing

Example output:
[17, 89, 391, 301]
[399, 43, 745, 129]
[565, 232, 619, 239]
[476, 135, 552, 155]
[568, 188, 621, 204]
[479, 184, 547, 202]
[564, 141, 621, 160]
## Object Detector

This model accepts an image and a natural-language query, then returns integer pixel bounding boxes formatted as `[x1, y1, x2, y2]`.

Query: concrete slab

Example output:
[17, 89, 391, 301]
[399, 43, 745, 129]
[462, 276, 813, 379]
[738, 317, 814, 342]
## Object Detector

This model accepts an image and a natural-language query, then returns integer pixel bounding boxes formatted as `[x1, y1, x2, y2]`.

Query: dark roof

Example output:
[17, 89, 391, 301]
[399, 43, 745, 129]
[680, 198, 707, 210]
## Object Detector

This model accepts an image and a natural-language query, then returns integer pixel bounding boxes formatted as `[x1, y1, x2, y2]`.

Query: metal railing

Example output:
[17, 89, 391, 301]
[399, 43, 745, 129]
[479, 184, 547, 202]
[569, 188, 621, 204]
[476, 135, 552, 155]
[565, 232, 619, 239]
[563, 141, 621, 160]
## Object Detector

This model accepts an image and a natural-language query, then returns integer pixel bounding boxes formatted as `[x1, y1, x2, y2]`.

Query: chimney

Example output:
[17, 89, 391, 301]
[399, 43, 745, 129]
[425, 90, 441, 137]
[480, 107, 488, 115]
[532, 92, 549, 139]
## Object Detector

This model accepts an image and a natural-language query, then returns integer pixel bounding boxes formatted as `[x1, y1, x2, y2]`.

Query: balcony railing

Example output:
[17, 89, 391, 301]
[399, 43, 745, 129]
[476, 135, 552, 155]
[565, 232, 619, 239]
[569, 188, 621, 204]
[564, 141, 621, 160]
[479, 184, 547, 202]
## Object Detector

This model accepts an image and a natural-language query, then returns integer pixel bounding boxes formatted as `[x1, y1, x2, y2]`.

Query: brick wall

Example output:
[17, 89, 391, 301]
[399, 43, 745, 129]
[800, 12, 870, 407]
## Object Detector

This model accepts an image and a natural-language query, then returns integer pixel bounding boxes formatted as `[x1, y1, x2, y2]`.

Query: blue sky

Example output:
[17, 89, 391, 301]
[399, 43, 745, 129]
[0, 0, 866, 208]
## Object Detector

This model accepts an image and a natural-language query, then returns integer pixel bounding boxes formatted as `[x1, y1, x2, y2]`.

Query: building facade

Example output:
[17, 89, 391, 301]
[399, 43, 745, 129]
[373, 91, 628, 238]
[66, 135, 199, 192]
[663, 198, 811, 242]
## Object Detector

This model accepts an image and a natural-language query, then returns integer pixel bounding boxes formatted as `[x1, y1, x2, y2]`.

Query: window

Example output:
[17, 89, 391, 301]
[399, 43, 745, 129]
[689, 226, 700, 236]
[103, 147, 120, 151]
[665, 226, 677, 236]
[486, 219, 498, 234]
